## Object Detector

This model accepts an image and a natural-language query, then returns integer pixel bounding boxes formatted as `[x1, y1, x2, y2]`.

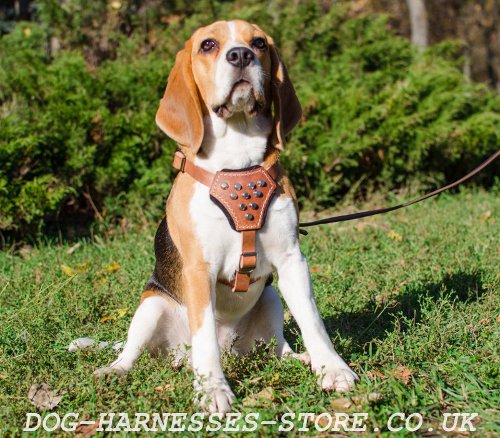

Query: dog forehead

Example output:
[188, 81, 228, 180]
[230, 19, 264, 42]
[192, 20, 264, 45]
[192, 21, 229, 44]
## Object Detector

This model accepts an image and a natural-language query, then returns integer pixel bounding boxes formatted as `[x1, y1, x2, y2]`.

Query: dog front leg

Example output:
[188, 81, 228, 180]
[276, 249, 358, 392]
[184, 265, 235, 414]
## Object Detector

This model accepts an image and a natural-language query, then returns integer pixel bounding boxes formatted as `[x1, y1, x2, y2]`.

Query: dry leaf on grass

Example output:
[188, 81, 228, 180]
[18, 245, 34, 260]
[155, 384, 173, 392]
[480, 211, 494, 224]
[393, 365, 412, 385]
[75, 419, 99, 436]
[34, 265, 42, 283]
[28, 383, 62, 410]
[243, 387, 274, 407]
[66, 242, 81, 254]
[367, 392, 382, 402]
[330, 397, 352, 411]
[351, 393, 382, 405]
[61, 263, 90, 276]
[60, 264, 76, 276]
[100, 308, 127, 323]
[247, 376, 263, 385]
[308, 413, 332, 428]
[366, 369, 388, 380]
[388, 230, 403, 241]
[106, 261, 121, 273]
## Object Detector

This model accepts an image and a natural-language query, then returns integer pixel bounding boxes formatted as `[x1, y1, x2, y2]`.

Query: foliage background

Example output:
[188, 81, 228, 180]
[0, 0, 499, 239]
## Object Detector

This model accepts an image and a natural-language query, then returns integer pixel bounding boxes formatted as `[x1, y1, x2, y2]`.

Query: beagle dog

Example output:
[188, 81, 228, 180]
[95, 19, 357, 413]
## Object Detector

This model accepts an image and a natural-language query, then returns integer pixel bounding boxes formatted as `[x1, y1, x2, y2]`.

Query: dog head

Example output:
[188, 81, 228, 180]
[156, 20, 302, 154]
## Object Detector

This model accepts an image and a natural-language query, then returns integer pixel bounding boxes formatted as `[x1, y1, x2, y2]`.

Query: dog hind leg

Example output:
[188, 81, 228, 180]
[93, 295, 172, 376]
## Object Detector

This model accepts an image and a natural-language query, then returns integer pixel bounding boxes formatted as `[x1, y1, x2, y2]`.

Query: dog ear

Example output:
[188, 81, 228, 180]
[268, 41, 302, 150]
[156, 39, 204, 154]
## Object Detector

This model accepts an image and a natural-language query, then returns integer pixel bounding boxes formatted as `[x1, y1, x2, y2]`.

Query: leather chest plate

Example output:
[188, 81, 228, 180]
[209, 166, 277, 231]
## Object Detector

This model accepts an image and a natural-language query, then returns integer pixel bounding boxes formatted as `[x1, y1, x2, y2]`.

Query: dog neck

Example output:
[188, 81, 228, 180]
[194, 111, 273, 173]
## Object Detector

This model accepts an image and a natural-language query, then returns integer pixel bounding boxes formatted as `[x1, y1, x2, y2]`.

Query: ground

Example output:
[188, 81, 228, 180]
[0, 189, 498, 436]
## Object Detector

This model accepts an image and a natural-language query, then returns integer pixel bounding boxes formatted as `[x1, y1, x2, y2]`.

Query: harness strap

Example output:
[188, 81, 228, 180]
[173, 150, 281, 185]
[233, 230, 257, 292]
[172, 150, 280, 292]
[172, 151, 213, 186]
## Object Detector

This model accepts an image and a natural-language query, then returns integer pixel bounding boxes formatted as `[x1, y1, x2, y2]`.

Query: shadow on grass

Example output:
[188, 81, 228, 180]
[284, 269, 486, 355]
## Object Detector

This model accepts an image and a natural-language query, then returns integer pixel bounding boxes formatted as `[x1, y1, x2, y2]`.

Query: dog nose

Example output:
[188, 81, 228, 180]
[226, 47, 255, 68]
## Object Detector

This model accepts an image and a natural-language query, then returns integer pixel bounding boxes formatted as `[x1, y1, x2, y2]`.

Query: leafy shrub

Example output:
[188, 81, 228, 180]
[0, 22, 177, 235]
[0, 0, 498, 238]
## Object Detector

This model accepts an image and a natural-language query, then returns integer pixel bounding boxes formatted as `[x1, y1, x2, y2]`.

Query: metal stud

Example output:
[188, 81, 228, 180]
[234, 183, 242, 191]
[245, 213, 254, 221]
[248, 182, 256, 189]
[239, 203, 247, 211]
[257, 180, 267, 187]
[242, 192, 251, 199]
[253, 190, 263, 198]
[220, 182, 229, 190]
[230, 193, 238, 200]
[249, 203, 258, 210]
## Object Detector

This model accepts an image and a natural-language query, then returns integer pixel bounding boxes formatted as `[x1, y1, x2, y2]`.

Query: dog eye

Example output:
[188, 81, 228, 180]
[251, 38, 267, 50]
[200, 39, 217, 52]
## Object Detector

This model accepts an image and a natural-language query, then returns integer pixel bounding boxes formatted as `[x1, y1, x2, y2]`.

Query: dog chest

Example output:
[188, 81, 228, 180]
[189, 181, 298, 280]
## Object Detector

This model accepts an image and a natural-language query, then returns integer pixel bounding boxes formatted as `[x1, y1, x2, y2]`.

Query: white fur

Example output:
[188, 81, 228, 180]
[213, 21, 264, 112]
[95, 23, 357, 413]
[191, 109, 356, 405]
[227, 21, 236, 40]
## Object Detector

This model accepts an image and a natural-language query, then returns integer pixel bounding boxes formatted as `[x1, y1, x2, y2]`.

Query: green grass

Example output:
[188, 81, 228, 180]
[0, 189, 498, 436]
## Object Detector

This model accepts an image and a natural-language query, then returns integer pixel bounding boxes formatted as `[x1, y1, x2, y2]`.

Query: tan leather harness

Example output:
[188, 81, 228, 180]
[172, 151, 280, 292]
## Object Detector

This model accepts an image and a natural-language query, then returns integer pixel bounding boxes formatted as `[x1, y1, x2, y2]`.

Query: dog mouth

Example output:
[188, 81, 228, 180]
[213, 79, 264, 118]
[232, 79, 250, 89]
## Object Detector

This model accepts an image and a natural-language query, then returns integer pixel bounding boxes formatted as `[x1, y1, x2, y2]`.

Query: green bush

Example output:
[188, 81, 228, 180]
[0, 0, 498, 237]
[0, 22, 177, 235]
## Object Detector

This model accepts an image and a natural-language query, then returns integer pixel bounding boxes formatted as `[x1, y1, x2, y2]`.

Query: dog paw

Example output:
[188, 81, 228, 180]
[194, 378, 235, 414]
[93, 359, 131, 377]
[168, 349, 188, 369]
[287, 351, 311, 366]
[313, 361, 358, 392]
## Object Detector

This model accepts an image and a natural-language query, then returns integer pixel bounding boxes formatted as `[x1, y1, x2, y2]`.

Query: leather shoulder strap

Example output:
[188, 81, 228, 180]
[172, 151, 213, 186]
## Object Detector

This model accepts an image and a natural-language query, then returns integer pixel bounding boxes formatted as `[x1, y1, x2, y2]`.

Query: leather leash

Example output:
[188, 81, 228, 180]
[298, 149, 499, 234]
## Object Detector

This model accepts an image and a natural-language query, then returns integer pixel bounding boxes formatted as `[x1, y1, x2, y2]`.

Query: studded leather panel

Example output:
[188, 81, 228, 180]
[209, 166, 277, 231]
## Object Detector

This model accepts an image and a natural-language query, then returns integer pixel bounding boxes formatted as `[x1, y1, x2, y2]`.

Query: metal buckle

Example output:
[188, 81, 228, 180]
[173, 151, 186, 172]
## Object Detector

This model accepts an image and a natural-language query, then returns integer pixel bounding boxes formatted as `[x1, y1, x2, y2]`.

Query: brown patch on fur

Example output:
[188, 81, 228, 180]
[156, 38, 204, 153]
[263, 147, 298, 203]
[274, 164, 299, 213]
[140, 290, 163, 304]
[166, 173, 211, 334]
